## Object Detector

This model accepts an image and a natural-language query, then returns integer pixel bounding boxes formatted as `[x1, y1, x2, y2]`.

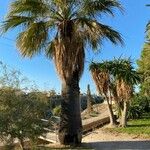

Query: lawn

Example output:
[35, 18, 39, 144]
[109, 118, 150, 138]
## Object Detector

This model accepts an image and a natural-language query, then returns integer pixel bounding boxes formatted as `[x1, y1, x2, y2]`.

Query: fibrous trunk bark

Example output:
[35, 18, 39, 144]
[106, 98, 116, 126]
[58, 75, 82, 145]
[120, 101, 128, 127]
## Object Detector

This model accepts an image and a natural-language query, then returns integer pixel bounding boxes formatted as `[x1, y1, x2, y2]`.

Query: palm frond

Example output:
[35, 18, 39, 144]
[95, 22, 124, 45]
[79, 0, 123, 18]
[45, 40, 55, 59]
[2, 16, 35, 33]
[76, 18, 123, 50]
[146, 4, 150, 7]
[8, 0, 50, 17]
[16, 21, 48, 57]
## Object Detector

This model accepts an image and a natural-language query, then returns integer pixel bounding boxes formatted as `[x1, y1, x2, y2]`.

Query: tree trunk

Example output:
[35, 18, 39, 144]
[106, 98, 116, 126]
[20, 139, 25, 150]
[58, 74, 82, 145]
[120, 101, 128, 127]
[115, 101, 123, 125]
[87, 84, 93, 114]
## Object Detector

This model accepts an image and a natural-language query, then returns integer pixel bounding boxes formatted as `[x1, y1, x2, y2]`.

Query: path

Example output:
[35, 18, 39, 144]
[82, 141, 150, 150]
[82, 127, 150, 150]
[83, 127, 150, 142]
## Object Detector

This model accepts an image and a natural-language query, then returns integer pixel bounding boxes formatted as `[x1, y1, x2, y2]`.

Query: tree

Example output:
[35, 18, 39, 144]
[2, 0, 123, 145]
[137, 26, 150, 96]
[90, 61, 117, 126]
[87, 84, 93, 114]
[90, 59, 141, 127]
[110, 59, 141, 127]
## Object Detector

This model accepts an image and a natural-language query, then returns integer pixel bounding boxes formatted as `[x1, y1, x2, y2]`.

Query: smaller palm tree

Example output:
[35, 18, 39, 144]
[90, 59, 141, 127]
[90, 62, 117, 126]
[112, 59, 141, 127]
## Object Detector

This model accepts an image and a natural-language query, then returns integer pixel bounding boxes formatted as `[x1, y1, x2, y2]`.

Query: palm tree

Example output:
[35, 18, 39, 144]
[111, 59, 141, 127]
[2, 0, 123, 144]
[90, 62, 117, 126]
[90, 59, 141, 127]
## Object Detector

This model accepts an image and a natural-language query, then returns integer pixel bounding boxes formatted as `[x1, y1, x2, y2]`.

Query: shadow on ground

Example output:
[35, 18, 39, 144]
[82, 140, 150, 150]
[128, 124, 150, 127]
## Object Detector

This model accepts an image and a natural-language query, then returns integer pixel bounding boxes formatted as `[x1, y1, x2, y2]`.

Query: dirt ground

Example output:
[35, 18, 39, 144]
[82, 127, 150, 142]
[82, 127, 150, 150]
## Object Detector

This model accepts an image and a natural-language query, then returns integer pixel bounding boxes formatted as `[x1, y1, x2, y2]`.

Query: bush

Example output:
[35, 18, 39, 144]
[0, 62, 53, 149]
[128, 105, 143, 119]
[0, 88, 49, 149]
[53, 105, 61, 116]
[128, 95, 150, 119]
[139, 96, 150, 113]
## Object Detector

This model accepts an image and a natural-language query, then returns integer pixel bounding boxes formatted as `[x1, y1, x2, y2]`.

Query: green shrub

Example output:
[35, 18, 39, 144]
[128, 95, 150, 119]
[139, 96, 150, 113]
[53, 105, 61, 116]
[128, 105, 143, 119]
[0, 88, 49, 149]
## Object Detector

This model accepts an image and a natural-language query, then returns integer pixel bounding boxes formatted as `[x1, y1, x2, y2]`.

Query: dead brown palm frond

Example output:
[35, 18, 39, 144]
[116, 79, 133, 102]
[53, 36, 85, 82]
[91, 69, 110, 96]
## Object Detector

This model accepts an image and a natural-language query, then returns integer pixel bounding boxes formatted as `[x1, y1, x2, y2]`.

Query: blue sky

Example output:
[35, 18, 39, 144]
[0, 0, 149, 94]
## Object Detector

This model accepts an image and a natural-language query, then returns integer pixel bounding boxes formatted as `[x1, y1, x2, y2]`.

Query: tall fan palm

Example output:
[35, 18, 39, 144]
[2, 0, 123, 144]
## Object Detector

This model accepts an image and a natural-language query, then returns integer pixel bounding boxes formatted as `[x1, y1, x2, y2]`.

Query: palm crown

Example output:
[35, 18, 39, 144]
[2, 0, 123, 81]
[90, 58, 141, 100]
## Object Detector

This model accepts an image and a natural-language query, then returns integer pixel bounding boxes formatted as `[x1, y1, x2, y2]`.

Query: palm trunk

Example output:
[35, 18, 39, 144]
[120, 101, 128, 127]
[58, 73, 82, 145]
[20, 139, 25, 150]
[105, 97, 116, 126]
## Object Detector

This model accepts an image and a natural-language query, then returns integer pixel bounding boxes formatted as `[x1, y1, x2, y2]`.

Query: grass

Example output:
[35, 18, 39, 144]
[108, 118, 150, 138]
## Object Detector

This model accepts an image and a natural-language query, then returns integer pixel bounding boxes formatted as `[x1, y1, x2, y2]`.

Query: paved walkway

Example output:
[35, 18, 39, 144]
[82, 141, 150, 150]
